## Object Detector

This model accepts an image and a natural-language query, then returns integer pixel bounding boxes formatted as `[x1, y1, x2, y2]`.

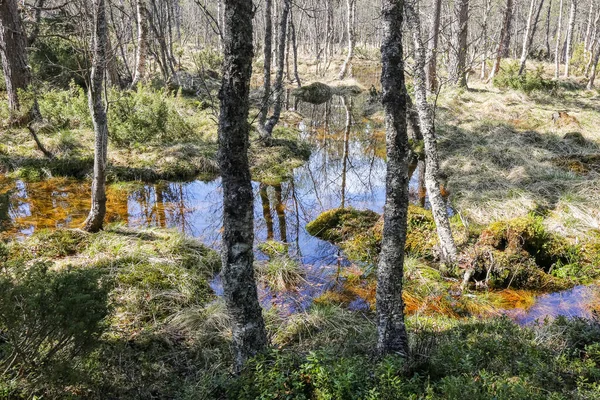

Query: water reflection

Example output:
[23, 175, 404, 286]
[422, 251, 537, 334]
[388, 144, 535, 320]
[506, 285, 600, 325]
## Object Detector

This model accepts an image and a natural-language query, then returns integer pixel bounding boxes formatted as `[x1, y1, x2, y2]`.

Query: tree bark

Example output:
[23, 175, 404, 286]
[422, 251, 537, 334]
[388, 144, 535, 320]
[339, 0, 356, 79]
[518, 0, 546, 76]
[132, 0, 149, 87]
[448, 0, 469, 87]
[555, 0, 564, 78]
[491, 0, 514, 79]
[564, 0, 577, 77]
[377, 0, 410, 358]
[405, 0, 458, 265]
[260, 0, 291, 141]
[218, 0, 267, 372]
[0, 0, 31, 114]
[258, 0, 273, 132]
[426, 0, 442, 92]
[83, 0, 109, 233]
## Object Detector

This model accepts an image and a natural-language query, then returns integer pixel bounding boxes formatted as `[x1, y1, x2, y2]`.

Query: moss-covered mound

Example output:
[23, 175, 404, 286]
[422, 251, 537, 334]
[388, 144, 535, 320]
[250, 127, 311, 184]
[306, 206, 457, 266]
[292, 82, 333, 104]
[461, 215, 590, 290]
[2, 226, 223, 398]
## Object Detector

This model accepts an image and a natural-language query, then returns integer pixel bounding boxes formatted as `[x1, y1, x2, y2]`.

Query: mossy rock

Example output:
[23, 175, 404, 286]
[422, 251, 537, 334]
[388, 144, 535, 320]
[292, 82, 333, 104]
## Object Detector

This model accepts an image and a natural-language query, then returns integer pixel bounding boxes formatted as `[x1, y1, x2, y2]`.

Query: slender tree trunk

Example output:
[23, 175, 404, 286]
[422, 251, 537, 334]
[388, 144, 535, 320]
[585, 0, 595, 56]
[518, 0, 546, 75]
[218, 0, 267, 372]
[406, 0, 458, 265]
[377, 0, 410, 358]
[339, 0, 356, 79]
[260, 0, 291, 141]
[449, 0, 469, 87]
[83, 0, 109, 233]
[426, 0, 442, 92]
[132, 0, 149, 86]
[588, 46, 600, 88]
[289, 8, 301, 87]
[258, 0, 273, 131]
[545, 0, 552, 58]
[586, 11, 600, 76]
[0, 0, 31, 115]
[491, 0, 514, 79]
[564, 0, 577, 77]
[555, 0, 564, 78]
[480, 0, 492, 80]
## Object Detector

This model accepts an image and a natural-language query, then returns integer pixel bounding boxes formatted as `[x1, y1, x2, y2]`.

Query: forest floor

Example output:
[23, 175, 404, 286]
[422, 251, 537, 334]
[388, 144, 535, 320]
[3, 58, 600, 398]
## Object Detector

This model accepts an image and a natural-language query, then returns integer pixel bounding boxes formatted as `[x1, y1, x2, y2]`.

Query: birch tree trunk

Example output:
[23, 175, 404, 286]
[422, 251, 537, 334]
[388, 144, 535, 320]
[448, 0, 469, 87]
[132, 0, 149, 87]
[555, 0, 564, 78]
[405, 0, 458, 265]
[564, 0, 577, 77]
[218, 0, 267, 372]
[339, 0, 356, 80]
[0, 0, 31, 115]
[83, 0, 109, 233]
[491, 0, 514, 79]
[518, 0, 546, 75]
[426, 0, 442, 92]
[377, 0, 410, 358]
[258, 0, 273, 131]
[260, 0, 291, 141]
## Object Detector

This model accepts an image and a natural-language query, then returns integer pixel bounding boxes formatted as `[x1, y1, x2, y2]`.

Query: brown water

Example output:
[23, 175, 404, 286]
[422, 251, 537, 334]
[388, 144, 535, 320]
[0, 94, 595, 322]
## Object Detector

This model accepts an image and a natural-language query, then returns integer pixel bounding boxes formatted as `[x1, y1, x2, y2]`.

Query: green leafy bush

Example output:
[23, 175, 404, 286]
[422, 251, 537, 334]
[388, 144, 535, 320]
[493, 63, 557, 94]
[108, 85, 198, 146]
[0, 261, 110, 382]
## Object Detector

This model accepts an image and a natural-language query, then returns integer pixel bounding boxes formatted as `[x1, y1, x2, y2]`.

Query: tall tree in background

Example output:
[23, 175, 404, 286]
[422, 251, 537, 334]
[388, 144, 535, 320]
[491, 0, 514, 79]
[405, 0, 458, 265]
[83, 0, 109, 233]
[449, 0, 469, 87]
[132, 0, 149, 86]
[258, 0, 273, 135]
[564, 0, 577, 77]
[376, 0, 410, 357]
[218, 0, 268, 371]
[518, 0, 546, 75]
[426, 0, 442, 92]
[339, 0, 356, 79]
[259, 0, 291, 141]
[555, 0, 564, 78]
[0, 0, 32, 115]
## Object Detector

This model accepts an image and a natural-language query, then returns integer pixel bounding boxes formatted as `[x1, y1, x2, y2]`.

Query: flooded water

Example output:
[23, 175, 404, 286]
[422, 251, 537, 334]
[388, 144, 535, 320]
[0, 94, 595, 322]
[507, 285, 600, 325]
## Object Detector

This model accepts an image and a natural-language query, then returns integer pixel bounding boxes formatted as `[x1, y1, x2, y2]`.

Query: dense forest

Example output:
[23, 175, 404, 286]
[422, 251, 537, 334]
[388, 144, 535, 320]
[2, 0, 600, 398]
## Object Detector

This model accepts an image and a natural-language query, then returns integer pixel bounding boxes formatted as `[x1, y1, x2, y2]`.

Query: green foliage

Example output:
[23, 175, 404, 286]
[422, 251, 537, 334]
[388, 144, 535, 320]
[109, 85, 198, 147]
[493, 62, 557, 94]
[191, 48, 223, 73]
[0, 261, 110, 384]
[38, 82, 91, 129]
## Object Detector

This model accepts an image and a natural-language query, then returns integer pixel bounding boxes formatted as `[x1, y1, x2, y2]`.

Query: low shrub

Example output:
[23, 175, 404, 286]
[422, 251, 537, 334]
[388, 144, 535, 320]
[493, 62, 557, 94]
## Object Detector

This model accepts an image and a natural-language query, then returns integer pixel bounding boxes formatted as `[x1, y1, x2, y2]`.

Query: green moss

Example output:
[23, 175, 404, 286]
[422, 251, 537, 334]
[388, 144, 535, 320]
[258, 240, 289, 258]
[292, 82, 333, 104]
[305, 207, 380, 243]
[10, 229, 89, 259]
[256, 255, 305, 291]
[250, 127, 311, 184]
